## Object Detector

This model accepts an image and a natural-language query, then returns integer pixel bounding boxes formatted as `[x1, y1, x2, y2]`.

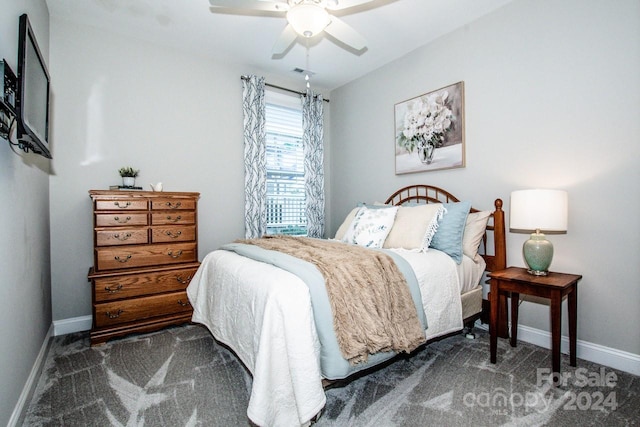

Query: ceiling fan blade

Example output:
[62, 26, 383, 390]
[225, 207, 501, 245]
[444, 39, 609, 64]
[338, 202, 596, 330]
[324, 16, 366, 50]
[325, 0, 375, 11]
[272, 24, 298, 55]
[209, 0, 289, 12]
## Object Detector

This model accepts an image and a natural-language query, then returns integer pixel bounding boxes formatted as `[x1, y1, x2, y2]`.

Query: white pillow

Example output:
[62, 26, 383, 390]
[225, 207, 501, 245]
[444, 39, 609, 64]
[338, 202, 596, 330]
[341, 206, 399, 248]
[463, 210, 491, 263]
[333, 203, 392, 240]
[383, 204, 445, 251]
[334, 207, 360, 240]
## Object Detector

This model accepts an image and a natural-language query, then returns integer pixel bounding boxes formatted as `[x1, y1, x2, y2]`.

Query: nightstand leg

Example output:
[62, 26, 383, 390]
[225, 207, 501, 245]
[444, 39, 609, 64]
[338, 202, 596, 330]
[510, 292, 519, 347]
[490, 281, 499, 364]
[550, 290, 562, 374]
[568, 285, 577, 367]
[498, 293, 509, 338]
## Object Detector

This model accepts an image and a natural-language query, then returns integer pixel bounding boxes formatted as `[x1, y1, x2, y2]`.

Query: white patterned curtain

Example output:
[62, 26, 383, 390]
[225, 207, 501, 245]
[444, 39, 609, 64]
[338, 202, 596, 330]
[301, 91, 325, 238]
[242, 75, 266, 238]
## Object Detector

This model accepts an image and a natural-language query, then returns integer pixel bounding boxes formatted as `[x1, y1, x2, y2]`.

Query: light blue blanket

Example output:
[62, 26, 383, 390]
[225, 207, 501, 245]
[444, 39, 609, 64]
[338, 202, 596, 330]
[221, 241, 427, 380]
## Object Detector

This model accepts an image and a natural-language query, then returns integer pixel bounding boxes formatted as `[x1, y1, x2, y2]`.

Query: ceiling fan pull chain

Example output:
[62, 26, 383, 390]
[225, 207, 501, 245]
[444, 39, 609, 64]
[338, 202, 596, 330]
[305, 39, 311, 89]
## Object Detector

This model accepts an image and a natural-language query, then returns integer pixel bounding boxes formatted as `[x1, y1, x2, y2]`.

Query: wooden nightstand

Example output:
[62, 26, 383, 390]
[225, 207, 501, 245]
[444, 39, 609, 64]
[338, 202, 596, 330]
[489, 266, 582, 374]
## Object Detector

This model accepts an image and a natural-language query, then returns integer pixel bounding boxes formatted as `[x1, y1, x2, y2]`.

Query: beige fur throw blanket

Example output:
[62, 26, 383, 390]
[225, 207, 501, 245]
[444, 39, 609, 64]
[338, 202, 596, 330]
[239, 236, 426, 364]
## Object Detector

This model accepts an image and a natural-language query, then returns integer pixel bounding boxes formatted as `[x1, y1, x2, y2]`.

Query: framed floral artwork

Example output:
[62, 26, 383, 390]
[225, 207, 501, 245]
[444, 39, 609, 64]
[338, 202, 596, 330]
[394, 81, 465, 174]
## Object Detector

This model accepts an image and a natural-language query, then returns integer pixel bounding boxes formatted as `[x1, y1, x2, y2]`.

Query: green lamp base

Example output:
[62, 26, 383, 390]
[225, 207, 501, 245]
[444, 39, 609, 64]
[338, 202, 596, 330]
[523, 231, 554, 276]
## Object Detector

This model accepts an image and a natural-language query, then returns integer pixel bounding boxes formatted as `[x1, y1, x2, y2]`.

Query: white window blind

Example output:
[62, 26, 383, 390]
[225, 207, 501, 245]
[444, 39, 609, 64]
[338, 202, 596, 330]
[265, 95, 306, 236]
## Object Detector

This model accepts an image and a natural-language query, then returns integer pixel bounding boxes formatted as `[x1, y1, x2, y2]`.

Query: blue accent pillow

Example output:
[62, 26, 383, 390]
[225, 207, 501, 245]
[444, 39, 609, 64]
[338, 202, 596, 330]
[430, 201, 471, 264]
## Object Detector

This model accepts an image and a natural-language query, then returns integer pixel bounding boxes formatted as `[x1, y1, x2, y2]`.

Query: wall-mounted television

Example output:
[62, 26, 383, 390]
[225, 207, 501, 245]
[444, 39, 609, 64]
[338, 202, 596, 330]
[16, 13, 51, 158]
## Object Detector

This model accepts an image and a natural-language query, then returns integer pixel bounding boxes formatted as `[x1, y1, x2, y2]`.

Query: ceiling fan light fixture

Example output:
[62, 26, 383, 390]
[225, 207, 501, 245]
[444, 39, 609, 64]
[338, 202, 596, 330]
[286, 4, 331, 37]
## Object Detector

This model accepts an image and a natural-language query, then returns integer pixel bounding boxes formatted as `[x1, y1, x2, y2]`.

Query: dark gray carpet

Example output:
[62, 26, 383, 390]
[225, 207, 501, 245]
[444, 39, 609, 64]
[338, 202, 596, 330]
[21, 324, 639, 426]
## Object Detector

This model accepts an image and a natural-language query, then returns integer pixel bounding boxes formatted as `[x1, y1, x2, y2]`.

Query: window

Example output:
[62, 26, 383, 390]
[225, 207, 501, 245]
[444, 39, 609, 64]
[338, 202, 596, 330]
[265, 91, 306, 236]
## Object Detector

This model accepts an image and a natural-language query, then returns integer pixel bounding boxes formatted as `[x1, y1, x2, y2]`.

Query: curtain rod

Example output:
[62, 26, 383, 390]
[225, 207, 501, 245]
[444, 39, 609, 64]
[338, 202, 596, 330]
[240, 76, 330, 103]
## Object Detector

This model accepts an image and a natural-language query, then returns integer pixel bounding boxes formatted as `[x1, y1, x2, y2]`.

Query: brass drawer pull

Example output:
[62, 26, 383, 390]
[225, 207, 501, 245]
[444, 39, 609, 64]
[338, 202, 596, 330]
[114, 201, 131, 209]
[167, 250, 183, 259]
[165, 230, 182, 239]
[106, 309, 123, 319]
[176, 274, 193, 284]
[114, 216, 132, 224]
[115, 254, 132, 263]
[177, 299, 190, 307]
[166, 215, 182, 223]
[105, 284, 123, 293]
[165, 201, 182, 209]
[114, 233, 132, 241]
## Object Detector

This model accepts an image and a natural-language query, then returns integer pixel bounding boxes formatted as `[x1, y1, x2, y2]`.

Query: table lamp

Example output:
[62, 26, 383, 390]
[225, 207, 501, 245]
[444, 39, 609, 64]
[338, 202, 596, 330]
[510, 189, 568, 276]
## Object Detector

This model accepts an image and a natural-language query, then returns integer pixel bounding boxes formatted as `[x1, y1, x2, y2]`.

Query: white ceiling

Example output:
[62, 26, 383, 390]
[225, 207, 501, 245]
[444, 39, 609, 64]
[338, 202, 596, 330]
[46, 0, 514, 91]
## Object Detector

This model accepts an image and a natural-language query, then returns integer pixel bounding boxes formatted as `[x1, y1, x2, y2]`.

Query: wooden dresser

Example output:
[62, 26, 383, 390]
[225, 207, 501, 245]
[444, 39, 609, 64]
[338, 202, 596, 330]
[87, 190, 200, 345]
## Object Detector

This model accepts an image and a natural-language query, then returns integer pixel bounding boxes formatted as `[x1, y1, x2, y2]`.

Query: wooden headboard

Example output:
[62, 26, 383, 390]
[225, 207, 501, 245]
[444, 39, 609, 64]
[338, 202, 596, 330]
[384, 185, 506, 272]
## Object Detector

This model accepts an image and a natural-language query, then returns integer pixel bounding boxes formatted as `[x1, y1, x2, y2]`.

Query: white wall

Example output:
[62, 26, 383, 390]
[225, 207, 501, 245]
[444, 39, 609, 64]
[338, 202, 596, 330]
[329, 0, 640, 356]
[0, 1, 51, 424]
[48, 18, 331, 320]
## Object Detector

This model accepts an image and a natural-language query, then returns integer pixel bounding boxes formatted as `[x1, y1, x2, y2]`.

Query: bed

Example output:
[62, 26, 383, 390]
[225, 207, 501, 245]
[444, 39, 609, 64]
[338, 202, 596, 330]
[186, 185, 506, 427]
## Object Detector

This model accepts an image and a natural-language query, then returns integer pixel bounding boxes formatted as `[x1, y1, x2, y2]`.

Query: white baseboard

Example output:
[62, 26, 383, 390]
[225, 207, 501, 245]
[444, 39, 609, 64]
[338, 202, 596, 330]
[8, 324, 53, 427]
[9, 317, 91, 425]
[53, 315, 92, 336]
[476, 321, 640, 376]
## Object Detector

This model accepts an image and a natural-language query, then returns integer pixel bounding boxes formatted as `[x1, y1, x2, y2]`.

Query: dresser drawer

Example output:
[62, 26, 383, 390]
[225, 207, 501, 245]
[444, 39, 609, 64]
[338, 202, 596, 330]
[96, 213, 148, 227]
[151, 212, 195, 225]
[96, 229, 149, 246]
[93, 266, 199, 302]
[95, 243, 197, 271]
[151, 226, 196, 243]
[96, 199, 148, 211]
[94, 291, 192, 328]
[151, 199, 196, 211]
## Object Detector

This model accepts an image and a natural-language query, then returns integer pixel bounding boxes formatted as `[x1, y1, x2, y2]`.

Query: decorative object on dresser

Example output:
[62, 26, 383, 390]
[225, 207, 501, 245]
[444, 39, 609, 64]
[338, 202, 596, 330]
[509, 189, 568, 276]
[118, 166, 140, 188]
[87, 190, 200, 346]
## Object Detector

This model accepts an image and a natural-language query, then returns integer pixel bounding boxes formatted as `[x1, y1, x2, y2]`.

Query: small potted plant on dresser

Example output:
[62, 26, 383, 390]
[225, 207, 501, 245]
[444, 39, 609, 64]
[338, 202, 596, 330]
[118, 166, 139, 188]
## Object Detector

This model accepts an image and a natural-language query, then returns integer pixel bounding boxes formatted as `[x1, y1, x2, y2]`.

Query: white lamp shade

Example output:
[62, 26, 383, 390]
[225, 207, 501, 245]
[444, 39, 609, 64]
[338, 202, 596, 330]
[510, 189, 568, 232]
[286, 4, 331, 37]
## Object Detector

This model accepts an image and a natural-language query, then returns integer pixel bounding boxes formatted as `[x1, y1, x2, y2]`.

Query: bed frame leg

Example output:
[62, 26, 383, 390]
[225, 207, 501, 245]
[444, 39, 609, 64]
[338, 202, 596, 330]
[463, 322, 476, 339]
[309, 408, 323, 425]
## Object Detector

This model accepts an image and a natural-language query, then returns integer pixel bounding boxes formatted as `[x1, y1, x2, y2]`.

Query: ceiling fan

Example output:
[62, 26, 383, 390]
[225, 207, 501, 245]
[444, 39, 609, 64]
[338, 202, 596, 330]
[209, 0, 374, 55]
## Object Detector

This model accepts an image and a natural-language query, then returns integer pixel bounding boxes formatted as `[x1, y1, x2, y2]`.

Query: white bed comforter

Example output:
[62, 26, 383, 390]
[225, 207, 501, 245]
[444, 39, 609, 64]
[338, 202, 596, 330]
[187, 247, 464, 427]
